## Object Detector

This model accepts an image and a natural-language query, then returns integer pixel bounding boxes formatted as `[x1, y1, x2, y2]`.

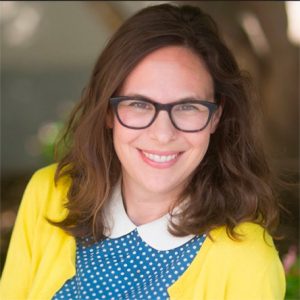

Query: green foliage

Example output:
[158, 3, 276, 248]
[285, 256, 300, 300]
[39, 121, 65, 163]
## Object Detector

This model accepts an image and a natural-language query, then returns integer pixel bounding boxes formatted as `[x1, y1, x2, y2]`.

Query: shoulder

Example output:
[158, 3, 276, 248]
[29, 163, 65, 186]
[211, 222, 274, 245]
[210, 222, 276, 253]
[21, 163, 71, 221]
[169, 222, 285, 299]
[28, 163, 70, 194]
[207, 222, 282, 271]
[26, 163, 57, 190]
[31, 163, 57, 178]
[197, 223, 286, 298]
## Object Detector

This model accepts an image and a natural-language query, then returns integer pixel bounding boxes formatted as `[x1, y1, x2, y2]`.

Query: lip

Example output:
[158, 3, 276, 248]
[138, 148, 183, 169]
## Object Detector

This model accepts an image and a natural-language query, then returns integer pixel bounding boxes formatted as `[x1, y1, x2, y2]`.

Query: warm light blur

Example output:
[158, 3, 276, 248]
[0, 1, 42, 47]
[239, 12, 270, 57]
[285, 1, 300, 46]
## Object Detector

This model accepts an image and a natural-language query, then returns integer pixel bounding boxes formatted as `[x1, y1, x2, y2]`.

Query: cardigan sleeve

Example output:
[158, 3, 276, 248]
[212, 224, 286, 300]
[168, 222, 286, 300]
[0, 170, 43, 299]
[0, 165, 75, 300]
[0, 164, 77, 300]
[225, 244, 286, 300]
[258, 254, 287, 300]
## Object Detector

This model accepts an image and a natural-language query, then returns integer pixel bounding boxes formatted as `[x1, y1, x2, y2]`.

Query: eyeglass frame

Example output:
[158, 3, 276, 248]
[109, 96, 219, 133]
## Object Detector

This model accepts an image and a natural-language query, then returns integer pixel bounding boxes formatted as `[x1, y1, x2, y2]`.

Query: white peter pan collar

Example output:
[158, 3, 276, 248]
[103, 182, 195, 251]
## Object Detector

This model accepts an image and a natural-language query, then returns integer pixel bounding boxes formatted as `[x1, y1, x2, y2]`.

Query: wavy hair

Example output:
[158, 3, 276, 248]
[53, 3, 280, 241]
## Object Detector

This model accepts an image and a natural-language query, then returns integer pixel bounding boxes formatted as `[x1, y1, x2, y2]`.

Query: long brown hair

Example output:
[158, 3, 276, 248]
[53, 3, 280, 241]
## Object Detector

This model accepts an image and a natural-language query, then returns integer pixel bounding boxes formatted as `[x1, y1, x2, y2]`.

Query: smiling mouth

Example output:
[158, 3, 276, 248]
[138, 149, 183, 165]
[143, 152, 178, 163]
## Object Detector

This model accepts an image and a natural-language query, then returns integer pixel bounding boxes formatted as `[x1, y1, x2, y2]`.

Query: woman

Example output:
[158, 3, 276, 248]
[0, 3, 285, 300]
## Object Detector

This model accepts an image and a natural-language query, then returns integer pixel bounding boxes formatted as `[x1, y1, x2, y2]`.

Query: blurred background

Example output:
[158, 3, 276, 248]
[1, 1, 299, 297]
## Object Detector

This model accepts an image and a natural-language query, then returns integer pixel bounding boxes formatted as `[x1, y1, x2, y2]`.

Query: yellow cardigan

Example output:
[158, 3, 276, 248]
[0, 164, 286, 300]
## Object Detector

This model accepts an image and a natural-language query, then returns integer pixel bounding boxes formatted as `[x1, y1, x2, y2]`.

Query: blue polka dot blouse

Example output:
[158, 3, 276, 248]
[53, 231, 205, 300]
[53, 183, 206, 299]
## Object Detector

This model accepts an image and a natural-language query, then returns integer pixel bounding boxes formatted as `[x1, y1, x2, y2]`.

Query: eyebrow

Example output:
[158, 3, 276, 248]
[123, 93, 211, 102]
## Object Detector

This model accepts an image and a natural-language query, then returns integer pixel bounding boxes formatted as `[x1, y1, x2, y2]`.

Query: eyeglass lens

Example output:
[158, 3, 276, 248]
[117, 99, 210, 131]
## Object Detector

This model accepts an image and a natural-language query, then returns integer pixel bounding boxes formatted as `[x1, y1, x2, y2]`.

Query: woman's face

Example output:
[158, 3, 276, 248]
[110, 46, 221, 197]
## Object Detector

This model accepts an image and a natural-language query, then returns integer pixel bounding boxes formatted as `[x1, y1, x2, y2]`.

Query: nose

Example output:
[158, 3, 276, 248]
[148, 111, 177, 143]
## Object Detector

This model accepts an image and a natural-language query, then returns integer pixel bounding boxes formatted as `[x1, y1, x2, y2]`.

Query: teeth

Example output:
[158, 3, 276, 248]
[142, 152, 178, 163]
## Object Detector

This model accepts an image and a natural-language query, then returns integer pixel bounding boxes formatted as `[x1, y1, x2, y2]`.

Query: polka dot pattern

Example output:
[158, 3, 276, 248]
[53, 229, 206, 299]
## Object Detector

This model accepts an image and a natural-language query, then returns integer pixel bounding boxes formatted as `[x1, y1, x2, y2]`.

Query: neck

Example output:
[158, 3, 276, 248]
[121, 179, 178, 226]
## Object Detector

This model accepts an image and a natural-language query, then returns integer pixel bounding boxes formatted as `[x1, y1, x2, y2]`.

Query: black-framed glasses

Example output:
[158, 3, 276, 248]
[110, 96, 219, 132]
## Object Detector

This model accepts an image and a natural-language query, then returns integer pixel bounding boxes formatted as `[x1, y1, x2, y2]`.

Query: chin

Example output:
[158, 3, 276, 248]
[141, 178, 183, 195]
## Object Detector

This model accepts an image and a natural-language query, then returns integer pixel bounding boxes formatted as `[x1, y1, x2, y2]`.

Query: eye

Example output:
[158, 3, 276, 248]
[127, 100, 153, 110]
[174, 103, 200, 111]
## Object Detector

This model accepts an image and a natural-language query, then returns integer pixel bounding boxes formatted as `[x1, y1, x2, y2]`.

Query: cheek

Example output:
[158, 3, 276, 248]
[112, 120, 140, 154]
[176, 133, 211, 180]
[186, 132, 211, 157]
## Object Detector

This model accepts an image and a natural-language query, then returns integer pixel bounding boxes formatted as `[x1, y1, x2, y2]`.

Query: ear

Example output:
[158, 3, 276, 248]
[210, 105, 222, 134]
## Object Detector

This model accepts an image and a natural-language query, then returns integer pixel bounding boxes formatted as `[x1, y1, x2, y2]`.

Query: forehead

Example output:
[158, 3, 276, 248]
[120, 46, 214, 101]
